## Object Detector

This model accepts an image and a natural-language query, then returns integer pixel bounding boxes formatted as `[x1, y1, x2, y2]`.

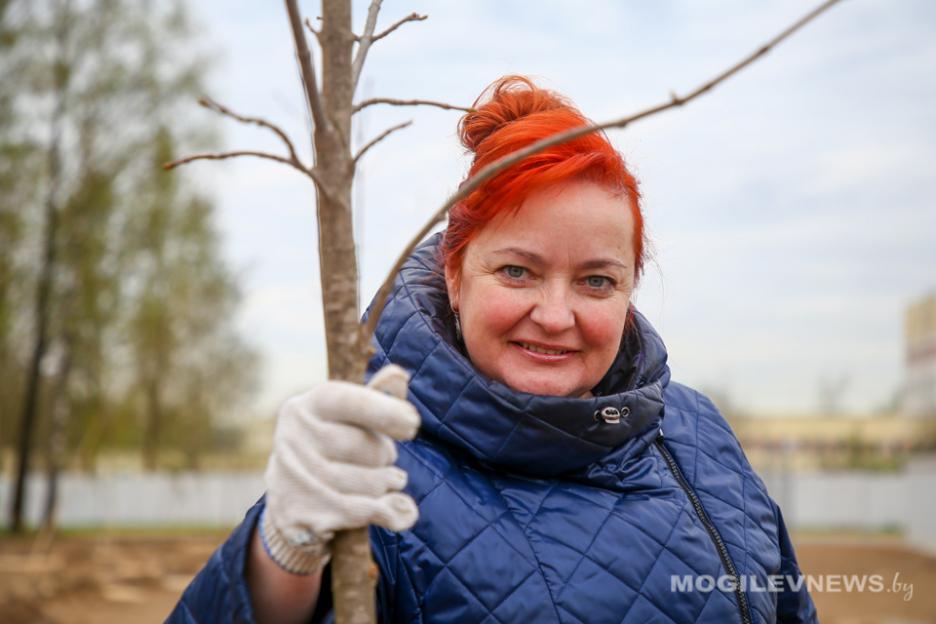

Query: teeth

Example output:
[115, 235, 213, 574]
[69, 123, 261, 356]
[520, 342, 567, 355]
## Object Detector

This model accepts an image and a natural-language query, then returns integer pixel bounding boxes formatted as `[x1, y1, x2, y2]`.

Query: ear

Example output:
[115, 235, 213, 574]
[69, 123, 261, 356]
[444, 264, 460, 313]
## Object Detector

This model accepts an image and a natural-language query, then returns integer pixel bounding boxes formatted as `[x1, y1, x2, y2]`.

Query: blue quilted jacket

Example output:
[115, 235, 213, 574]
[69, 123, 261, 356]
[169, 234, 817, 624]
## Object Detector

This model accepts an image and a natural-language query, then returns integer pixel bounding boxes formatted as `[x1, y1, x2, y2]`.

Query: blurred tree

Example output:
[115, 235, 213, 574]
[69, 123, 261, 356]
[0, 0, 40, 450]
[2, 0, 257, 532]
[128, 128, 257, 471]
[6, 0, 70, 534]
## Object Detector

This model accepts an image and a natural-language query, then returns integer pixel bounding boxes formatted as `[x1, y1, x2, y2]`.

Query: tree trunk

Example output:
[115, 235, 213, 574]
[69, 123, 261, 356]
[142, 378, 163, 471]
[315, 2, 376, 622]
[8, 0, 70, 532]
[39, 328, 74, 536]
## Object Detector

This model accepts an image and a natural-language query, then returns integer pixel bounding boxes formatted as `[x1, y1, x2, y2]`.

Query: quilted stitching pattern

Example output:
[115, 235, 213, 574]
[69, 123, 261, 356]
[660, 384, 788, 624]
[167, 500, 262, 623]
[362, 235, 816, 623]
[169, 235, 816, 624]
[376, 430, 751, 623]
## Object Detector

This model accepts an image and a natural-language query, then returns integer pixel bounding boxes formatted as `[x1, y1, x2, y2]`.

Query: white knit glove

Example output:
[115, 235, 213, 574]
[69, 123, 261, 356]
[260, 365, 421, 575]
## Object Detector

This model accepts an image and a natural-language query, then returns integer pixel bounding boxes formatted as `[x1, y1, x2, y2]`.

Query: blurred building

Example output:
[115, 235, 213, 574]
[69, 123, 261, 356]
[733, 412, 936, 472]
[904, 291, 936, 416]
[731, 292, 936, 472]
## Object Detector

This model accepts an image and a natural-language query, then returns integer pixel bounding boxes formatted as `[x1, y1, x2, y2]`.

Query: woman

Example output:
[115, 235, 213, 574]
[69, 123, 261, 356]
[169, 76, 817, 623]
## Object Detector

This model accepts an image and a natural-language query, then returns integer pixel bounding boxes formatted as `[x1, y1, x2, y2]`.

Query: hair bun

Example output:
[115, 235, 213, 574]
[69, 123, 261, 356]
[458, 75, 570, 153]
[444, 74, 644, 284]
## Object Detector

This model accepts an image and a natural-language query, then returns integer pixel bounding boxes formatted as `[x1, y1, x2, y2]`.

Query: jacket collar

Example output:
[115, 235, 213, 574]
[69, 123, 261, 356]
[367, 234, 670, 477]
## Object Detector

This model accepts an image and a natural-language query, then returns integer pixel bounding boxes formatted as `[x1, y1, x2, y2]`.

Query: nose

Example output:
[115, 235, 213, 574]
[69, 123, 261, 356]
[529, 282, 575, 334]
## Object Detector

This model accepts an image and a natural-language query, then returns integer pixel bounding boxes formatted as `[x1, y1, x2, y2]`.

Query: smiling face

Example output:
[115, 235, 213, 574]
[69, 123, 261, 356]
[445, 180, 637, 398]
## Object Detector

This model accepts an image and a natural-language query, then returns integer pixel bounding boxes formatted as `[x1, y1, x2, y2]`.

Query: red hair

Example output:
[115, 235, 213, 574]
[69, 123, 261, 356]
[441, 76, 644, 281]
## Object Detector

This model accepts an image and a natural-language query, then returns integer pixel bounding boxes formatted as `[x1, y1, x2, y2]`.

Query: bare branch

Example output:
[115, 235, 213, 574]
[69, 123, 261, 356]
[350, 0, 383, 91]
[164, 150, 336, 204]
[163, 150, 312, 179]
[284, 0, 329, 133]
[351, 6, 427, 91]
[353, 121, 412, 164]
[353, 97, 472, 115]
[371, 12, 427, 43]
[198, 96, 303, 166]
[303, 17, 321, 43]
[361, 0, 845, 343]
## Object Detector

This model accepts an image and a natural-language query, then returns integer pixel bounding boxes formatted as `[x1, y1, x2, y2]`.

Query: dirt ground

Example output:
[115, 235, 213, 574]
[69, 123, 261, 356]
[0, 532, 934, 623]
[0, 532, 223, 624]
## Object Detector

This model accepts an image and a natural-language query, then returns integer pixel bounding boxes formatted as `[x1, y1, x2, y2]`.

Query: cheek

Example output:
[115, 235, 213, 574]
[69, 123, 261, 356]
[466, 287, 529, 337]
[461, 280, 529, 344]
[578, 303, 629, 349]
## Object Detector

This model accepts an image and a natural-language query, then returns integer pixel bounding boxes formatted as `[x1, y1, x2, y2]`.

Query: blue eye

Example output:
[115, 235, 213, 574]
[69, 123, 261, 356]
[503, 266, 526, 279]
[586, 275, 613, 289]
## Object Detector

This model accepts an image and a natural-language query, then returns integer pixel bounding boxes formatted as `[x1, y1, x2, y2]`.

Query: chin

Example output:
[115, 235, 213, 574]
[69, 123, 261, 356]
[505, 375, 582, 398]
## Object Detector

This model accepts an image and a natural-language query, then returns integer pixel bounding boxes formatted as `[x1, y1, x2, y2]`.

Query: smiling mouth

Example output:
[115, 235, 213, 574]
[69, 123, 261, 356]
[514, 342, 575, 356]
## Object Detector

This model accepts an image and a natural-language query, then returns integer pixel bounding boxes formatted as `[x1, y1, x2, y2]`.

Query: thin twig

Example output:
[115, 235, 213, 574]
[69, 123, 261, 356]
[164, 150, 332, 202]
[353, 98, 472, 115]
[199, 96, 303, 166]
[304, 17, 321, 43]
[361, 0, 845, 343]
[371, 12, 427, 43]
[163, 150, 312, 179]
[354, 121, 412, 164]
[351, 0, 383, 91]
[285, 0, 329, 134]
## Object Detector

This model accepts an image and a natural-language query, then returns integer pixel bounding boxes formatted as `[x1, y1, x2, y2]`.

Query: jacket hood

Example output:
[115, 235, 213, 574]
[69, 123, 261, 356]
[366, 233, 670, 477]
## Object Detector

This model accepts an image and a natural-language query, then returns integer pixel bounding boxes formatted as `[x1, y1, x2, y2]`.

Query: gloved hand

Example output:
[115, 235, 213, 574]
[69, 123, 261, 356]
[260, 364, 421, 575]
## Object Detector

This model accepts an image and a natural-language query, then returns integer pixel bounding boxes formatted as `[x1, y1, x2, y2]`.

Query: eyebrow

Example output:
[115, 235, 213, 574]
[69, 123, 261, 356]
[491, 247, 628, 271]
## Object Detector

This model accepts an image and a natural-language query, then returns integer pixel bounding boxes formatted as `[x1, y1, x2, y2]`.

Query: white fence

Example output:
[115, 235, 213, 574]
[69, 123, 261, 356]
[0, 472, 265, 528]
[1, 460, 935, 553]
[905, 456, 936, 555]
[763, 455, 936, 554]
[762, 471, 907, 529]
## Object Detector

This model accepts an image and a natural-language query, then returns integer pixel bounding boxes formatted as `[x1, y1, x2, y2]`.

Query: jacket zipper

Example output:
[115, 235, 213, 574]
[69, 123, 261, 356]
[654, 431, 753, 624]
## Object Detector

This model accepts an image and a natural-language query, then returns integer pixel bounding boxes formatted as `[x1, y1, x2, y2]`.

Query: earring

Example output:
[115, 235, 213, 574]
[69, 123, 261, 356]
[452, 307, 462, 342]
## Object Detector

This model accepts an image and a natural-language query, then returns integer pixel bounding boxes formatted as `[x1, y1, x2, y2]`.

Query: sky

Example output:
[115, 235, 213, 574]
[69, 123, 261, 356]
[185, 0, 936, 420]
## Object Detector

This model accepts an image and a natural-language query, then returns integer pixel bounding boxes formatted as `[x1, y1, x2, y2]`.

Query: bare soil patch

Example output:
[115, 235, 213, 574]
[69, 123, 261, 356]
[0, 532, 933, 623]
[0, 532, 223, 624]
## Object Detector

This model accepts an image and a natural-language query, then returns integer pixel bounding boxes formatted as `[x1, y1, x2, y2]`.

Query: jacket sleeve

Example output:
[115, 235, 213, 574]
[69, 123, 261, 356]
[165, 498, 397, 624]
[774, 502, 819, 623]
[166, 499, 265, 624]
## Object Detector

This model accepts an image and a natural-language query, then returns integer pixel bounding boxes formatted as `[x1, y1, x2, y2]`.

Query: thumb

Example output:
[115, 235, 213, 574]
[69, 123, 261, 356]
[370, 492, 420, 533]
[368, 364, 410, 400]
